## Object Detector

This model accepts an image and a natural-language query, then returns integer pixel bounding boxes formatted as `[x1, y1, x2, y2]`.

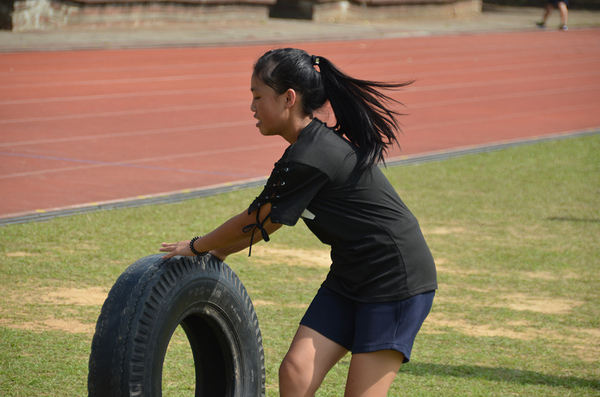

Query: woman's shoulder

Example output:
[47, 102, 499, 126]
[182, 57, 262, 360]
[290, 119, 355, 159]
[286, 118, 360, 180]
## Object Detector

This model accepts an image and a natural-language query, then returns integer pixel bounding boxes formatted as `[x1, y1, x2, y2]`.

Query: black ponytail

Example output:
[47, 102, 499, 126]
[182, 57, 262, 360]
[317, 57, 412, 168]
[254, 48, 412, 168]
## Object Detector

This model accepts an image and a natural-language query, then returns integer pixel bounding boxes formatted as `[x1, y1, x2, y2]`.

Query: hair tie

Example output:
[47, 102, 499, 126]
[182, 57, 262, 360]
[311, 55, 320, 66]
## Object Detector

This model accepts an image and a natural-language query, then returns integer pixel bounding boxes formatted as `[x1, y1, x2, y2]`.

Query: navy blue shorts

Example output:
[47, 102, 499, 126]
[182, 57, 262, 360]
[300, 287, 435, 363]
[549, 0, 568, 6]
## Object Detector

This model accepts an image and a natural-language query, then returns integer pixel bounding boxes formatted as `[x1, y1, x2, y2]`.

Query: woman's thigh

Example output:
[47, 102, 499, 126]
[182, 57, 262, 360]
[345, 350, 404, 397]
[280, 325, 349, 395]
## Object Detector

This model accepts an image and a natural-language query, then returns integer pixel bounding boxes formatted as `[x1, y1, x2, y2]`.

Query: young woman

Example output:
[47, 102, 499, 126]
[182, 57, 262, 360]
[160, 48, 438, 397]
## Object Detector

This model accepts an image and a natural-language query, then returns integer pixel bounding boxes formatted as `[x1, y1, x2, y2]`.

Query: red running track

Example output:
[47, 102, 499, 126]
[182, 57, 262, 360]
[1, 29, 599, 220]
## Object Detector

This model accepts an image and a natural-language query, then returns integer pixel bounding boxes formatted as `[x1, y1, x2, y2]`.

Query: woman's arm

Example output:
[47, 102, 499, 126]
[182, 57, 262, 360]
[159, 202, 281, 260]
[209, 220, 282, 260]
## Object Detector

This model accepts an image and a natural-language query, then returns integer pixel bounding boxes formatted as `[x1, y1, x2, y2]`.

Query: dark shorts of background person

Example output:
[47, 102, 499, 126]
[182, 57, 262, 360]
[549, 0, 568, 6]
[300, 287, 435, 363]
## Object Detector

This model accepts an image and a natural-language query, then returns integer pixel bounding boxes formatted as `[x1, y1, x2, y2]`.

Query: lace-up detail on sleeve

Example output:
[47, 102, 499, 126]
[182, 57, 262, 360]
[244, 135, 333, 256]
[244, 161, 291, 256]
[242, 209, 271, 256]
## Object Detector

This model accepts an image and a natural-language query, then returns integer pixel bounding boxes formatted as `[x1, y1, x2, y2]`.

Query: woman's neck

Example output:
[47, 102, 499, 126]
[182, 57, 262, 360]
[282, 116, 313, 144]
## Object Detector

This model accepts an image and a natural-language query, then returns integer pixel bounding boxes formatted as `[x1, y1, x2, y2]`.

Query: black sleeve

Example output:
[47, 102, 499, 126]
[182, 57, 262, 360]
[248, 161, 330, 227]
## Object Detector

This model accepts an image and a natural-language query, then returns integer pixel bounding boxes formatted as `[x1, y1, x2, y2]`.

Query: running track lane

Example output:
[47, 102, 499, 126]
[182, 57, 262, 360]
[1, 29, 599, 220]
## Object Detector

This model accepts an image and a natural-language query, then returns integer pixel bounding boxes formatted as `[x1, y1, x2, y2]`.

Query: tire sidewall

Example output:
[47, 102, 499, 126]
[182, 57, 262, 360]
[147, 265, 260, 394]
[89, 254, 265, 397]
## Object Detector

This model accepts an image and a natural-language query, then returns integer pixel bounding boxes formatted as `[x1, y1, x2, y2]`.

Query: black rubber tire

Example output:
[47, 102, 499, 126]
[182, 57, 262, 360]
[88, 254, 265, 397]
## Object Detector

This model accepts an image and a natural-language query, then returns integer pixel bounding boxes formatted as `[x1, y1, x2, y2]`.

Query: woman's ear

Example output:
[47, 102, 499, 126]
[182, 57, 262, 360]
[283, 89, 298, 109]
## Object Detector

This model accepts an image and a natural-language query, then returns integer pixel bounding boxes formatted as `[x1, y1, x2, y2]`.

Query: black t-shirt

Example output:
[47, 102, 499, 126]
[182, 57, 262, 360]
[248, 118, 437, 302]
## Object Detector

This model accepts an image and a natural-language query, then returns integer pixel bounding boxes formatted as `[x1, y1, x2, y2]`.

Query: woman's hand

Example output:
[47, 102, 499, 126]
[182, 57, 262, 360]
[159, 241, 194, 260]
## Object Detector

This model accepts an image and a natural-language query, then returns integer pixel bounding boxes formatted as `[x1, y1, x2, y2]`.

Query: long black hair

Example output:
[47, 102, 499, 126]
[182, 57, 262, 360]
[253, 48, 412, 168]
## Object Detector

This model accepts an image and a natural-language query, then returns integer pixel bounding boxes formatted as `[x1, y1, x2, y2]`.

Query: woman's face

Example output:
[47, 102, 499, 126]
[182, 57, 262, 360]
[250, 74, 288, 137]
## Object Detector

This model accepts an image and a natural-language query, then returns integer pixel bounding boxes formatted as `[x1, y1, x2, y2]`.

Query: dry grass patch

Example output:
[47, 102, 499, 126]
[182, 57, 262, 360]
[2, 286, 107, 335]
[425, 227, 468, 235]
[9, 286, 108, 307]
[1, 316, 94, 335]
[496, 293, 584, 315]
[5, 251, 37, 257]
[250, 245, 331, 268]
[424, 310, 599, 361]
[434, 257, 483, 275]
[253, 299, 308, 309]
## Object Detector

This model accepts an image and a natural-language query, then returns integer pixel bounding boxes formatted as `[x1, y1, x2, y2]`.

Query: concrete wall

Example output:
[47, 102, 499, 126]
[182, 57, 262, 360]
[313, 0, 481, 21]
[12, 0, 273, 31]
[12, 0, 481, 31]
[270, 0, 481, 21]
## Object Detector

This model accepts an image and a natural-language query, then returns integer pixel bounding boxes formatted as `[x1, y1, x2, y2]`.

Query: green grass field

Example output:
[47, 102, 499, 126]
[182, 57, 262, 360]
[1, 134, 599, 396]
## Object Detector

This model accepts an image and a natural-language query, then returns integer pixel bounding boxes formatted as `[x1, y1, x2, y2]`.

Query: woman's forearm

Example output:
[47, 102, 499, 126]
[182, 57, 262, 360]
[160, 203, 279, 259]
[210, 221, 283, 260]
[193, 202, 277, 252]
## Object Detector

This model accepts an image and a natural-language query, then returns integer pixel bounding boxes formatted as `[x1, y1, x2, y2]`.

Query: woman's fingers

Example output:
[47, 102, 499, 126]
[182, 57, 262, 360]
[162, 252, 179, 259]
[159, 242, 176, 252]
[159, 242, 178, 260]
[159, 241, 192, 259]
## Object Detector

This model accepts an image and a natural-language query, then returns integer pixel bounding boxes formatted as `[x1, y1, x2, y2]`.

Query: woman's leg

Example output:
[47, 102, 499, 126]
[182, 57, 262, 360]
[542, 3, 553, 24]
[279, 325, 349, 397]
[344, 350, 405, 397]
[558, 1, 568, 26]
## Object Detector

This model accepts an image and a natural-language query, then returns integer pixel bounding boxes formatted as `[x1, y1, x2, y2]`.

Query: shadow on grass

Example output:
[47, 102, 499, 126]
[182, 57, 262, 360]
[547, 216, 600, 223]
[403, 363, 600, 390]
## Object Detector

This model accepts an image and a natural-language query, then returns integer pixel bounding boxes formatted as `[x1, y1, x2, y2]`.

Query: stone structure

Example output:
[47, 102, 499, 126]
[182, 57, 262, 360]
[12, 0, 274, 31]
[273, 0, 482, 21]
[10, 0, 481, 31]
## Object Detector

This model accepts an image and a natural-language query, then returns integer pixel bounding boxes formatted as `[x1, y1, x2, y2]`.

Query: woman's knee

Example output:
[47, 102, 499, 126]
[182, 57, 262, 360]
[279, 354, 315, 396]
[279, 354, 300, 381]
[279, 325, 349, 395]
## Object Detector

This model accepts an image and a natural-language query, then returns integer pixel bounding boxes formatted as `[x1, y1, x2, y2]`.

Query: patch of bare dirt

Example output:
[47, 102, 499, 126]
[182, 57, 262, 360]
[433, 257, 482, 275]
[253, 299, 308, 309]
[11, 286, 108, 306]
[520, 271, 559, 281]
[250, 245, 331, 268]
[521, 271, 580, 281]
[2, 287, 107, 334]
[43, 287, 108, 306]
[425, 227, 467, 235]
[1, 316, 95, 334]
[496, 293, 583, 314]
[5, 251, 36, 257]
[423, 296, 597, 362]
[424, 313, 535, 340]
